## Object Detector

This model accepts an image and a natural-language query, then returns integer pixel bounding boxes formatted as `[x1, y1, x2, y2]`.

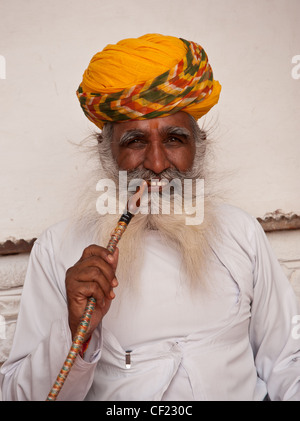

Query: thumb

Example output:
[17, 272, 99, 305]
[106, 247, 119, 272]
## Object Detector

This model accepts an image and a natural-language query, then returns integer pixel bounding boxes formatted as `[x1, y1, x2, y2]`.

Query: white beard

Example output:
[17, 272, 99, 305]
[96, 201, 218, 292]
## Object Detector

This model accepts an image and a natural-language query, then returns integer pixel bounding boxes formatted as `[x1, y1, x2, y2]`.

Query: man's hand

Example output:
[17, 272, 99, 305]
[65, 244, 119, 340]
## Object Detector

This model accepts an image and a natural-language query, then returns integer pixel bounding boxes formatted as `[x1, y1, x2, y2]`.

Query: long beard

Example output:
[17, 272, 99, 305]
[73, 135, 220, 292]
[89, 200, 218, 293]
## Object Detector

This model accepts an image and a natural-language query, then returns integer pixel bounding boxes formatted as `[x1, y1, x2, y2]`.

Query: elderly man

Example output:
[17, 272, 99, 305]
[1, 34, 300, 401]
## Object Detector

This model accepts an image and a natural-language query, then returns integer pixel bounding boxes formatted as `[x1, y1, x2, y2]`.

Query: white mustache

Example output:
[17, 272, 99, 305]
[125, 168, 187, 184]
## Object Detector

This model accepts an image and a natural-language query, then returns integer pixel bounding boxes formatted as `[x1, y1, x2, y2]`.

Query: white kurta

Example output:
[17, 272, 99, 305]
[1, 204, 300, 401]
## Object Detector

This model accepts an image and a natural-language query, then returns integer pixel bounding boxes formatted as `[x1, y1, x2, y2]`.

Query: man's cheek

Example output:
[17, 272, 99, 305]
[117, 154, 143, 171]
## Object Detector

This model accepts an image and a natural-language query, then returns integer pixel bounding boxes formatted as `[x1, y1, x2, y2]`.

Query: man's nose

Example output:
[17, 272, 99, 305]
[142, 143, 171, 174]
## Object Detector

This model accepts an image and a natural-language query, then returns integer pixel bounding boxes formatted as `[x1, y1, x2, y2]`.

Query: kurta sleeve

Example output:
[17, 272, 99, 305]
[0, 233, 102, 401]
[249, 220, 300, 401]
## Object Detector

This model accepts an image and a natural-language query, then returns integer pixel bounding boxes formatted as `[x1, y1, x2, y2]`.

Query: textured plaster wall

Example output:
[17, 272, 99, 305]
[0, 0, 300, 400]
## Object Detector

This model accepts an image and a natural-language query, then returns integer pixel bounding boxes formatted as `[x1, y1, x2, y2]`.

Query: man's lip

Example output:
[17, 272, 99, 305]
[146, 179, 169, 187]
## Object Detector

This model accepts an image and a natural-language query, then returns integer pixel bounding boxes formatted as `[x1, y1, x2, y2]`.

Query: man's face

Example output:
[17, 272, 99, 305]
[110, 111, 196, 175]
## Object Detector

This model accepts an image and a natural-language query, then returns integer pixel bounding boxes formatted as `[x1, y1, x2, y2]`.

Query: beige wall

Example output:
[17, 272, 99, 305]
[0, 0, 299, 241]
[0, 0, 300, 400]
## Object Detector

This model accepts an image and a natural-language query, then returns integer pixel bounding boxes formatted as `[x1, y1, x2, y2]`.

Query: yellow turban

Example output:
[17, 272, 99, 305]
[77, 34, 221, 129]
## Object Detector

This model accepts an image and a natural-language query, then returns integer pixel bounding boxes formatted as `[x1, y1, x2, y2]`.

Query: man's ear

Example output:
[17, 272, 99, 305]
[96, 133, 103, 144]
[199, 129, 207, 141]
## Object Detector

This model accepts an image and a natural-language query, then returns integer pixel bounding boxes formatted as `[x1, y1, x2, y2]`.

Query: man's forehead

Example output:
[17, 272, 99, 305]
[112, 111, 193, 138]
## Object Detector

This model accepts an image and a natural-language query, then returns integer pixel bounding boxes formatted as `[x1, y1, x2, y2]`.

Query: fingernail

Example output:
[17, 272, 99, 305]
[110, 290, 115, 299]
[111, 278, 118, 287]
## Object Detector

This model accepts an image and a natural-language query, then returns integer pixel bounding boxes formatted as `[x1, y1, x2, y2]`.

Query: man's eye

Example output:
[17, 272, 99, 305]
[166, 136, 184, 144]
[128, 139, 142, 143]
[125, 139, 146, 148]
